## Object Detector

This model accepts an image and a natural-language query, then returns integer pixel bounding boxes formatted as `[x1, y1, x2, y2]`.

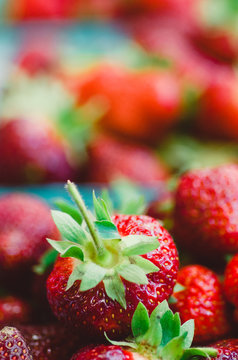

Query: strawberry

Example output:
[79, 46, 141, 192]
[18, 323, 80, 360]
[170, 265, 230, 344]
[0, 118, 77, 184]
[224, 253, 238, 308]
[86, 134, 169, 185]
[0, 326, 33, 360]
[47, 181, 179, 340]
[196, 75, 238, 140]
[71, 300, 217, 360]
[0, 296, 31, 327]
[174, 164, 238, 257]
[0, 193, 60, 293]
[209, 339, 238, 360]
[78, 65, 182, 143]
[18, 50, 55, 76]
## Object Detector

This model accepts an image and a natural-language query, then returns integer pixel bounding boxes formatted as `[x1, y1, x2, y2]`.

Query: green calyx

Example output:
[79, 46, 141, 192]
[47, 181, 160, 308]
[106, 300, 218, 360]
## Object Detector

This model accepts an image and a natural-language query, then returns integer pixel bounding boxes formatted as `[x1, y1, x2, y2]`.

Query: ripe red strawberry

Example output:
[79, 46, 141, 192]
[174, 164, 238, 257]
[19, 323, 80, 360]
[0, 326, 33, 359]
[170, 265, 230, 344]
[196, 75, 238, 140]
[224, 253, 238, 308]
[0, 118, 77, 184]
[0, 193, 60, 293]
[209, 339, 238, 360]
[18, 50, 55, 76]
[47, 181, 179, 340]
[71, 300, 217, 360]
[86, 134, 169, 185]
[78, 65, 182, 143]
[0, 296, 31, 327]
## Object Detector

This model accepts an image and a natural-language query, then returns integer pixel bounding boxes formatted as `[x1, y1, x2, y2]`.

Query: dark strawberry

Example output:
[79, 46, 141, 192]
[47, 181, 179, 340]
[170, 265, 230, 344]
[0, 326, 33, 360]
[209, 339, 238, 360]
[196, 75, 238, 140]
[174, 164, 238, 257]
[19, 323, 80, 360]
[71, 300, 217, 360]
[79, 65, 182, 143]
[0, 193, 60, 293]
[0, 118, 77, 184]
[0, 296, 31, 327]
[86, 134, 169, 185]
[224, 253, 238, 308]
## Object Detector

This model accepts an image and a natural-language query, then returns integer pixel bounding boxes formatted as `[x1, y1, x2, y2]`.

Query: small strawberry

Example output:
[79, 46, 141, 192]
[86, 134, 169, 185]
[224, 253, 238, 308]
[209, 339, 238, 360]
[71, 300, 217, 360]
[0, 118, 77, 184]
[170, 265, 230, 344]
[0, 326, 33, 360]
[47, 181, 179, 340]
[0, 193, 60, 293]
[174, 164, 238, 257]
[0, 296, 31, 327]
[19, 323, 80, 360]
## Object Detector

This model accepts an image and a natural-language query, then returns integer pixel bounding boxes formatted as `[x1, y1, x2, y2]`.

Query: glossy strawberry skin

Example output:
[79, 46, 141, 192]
[210, 339, 238, 360]
[19, 323, 80, 360]
[71, 345, 133, 360]
[224, 254, 238, 308]
[86, 134, 169, 185]
[47, 215, 179, 340]
[0, 119, 76, 184]
[0, 296, 31, 327]
[79, 65, 182, 143]
[0, 326, 33, 360]
[174, 164, 238, 257]
[171, 265, 230, 344]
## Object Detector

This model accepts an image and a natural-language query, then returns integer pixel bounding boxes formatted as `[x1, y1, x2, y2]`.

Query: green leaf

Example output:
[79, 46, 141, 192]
[47, 239, 77, 254]
[121, 235, 159, 256]
[51, 210, 87, 244]
[180, 319, 194, 349]
[104, 333, 137, 349]
[101, 189, 114, 215]
[94, 220, 120, 240]
[168, 296, 177, 304]
[104, 274, 126, 309]
[155, 300, 170, 318]
[54, 198, 83, 225]
[66, 263, 85, 291]
[143, 315, 162, 348]
[131, 302, 150, 339]
[131, 255, 159, 274]
[173, 283, 186, 293]
[117, 264, 148, 284]
[80, 263, 107, 291]
[160, 333, 187, 360]
[181, 347, 218, 360]
[61, 245, 84, 261]
[93, 191, 111, 221]
[33, 248, 58, 274]
[120, 196, 147, 216]
[160, 311, 180, 346]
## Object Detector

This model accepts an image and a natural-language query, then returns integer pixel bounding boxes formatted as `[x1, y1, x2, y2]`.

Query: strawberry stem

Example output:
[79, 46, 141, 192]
[66, 181, 109, 262]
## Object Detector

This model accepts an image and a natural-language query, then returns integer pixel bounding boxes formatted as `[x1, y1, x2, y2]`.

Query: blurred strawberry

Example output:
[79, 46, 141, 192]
[86, 134, 169, 185]
[196, 74, 238, 140]
[224, 253, 238, 308]
[0, 296, 31, 327]
[79, 65, 182, 143]
[18, 50, 55, 76]
[0, 118, 77, 184]
[0, 193, 60, 293]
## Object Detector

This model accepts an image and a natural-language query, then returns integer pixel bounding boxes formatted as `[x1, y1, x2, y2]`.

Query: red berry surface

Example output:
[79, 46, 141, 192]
[71, 345, 133, 360]
[0, 326, 33, 360]
[210, 339, 238, 360]
[224, 253, 238, 308]
[0, 296, 31, 327]
[171, 265, 230, 343]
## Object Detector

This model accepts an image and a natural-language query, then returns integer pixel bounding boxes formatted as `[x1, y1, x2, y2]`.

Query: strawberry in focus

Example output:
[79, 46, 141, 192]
[47, 182, 179, 340]
[71, 300, 217, 360]
[86, 134, 169, 185]
[209, 339, 238, 360]
[0, 118, 77, 184]
[0, 326, 33, 359]
[170, 265, 230, 343]
[174, 164, 238, 258]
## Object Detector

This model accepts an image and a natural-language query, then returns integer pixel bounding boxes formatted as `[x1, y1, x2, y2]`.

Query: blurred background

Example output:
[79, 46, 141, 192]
[0, 0, 238, 201]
